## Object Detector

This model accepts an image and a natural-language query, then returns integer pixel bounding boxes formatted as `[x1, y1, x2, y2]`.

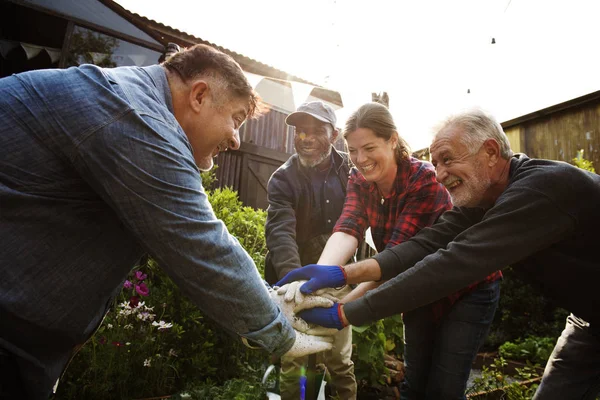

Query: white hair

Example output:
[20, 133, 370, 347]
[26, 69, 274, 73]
[435, 109, 513, 159]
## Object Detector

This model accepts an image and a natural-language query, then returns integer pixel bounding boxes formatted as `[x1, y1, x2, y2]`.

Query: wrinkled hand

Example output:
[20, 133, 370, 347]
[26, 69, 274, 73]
[275, 264, 347, 294]
[282, 330, 334, 360]
[297, 303, 346, 330]
[269, 284, 337, 336]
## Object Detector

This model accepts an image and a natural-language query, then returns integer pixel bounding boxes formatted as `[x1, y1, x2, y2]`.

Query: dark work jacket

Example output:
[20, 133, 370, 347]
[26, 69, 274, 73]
[265, 148, 351, 284]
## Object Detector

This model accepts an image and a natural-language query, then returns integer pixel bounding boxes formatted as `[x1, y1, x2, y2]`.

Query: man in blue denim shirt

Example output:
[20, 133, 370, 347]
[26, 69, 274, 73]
[0, 44, 332, 399]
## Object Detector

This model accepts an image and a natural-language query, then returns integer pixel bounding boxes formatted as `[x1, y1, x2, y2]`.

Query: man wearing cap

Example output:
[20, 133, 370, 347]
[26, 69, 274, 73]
[265, 101, 356, 399]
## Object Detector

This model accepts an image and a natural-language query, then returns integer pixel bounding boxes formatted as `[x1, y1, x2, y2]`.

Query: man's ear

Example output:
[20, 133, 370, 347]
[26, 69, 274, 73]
[331, 127, 340, 143]
[189, 80, 209, 113]
[483, 138, 501, 166]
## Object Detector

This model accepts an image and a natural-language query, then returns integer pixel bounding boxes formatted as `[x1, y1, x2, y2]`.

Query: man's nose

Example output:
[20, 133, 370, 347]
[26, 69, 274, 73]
[435, 165, 446, 183]
[229, 130, 241, 150]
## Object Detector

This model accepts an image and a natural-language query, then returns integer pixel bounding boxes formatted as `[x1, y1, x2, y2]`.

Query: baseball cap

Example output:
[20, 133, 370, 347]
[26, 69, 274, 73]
[285, 101, 337, 128]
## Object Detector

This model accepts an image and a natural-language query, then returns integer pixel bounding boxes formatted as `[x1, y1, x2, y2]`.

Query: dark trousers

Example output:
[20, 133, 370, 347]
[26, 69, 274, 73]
[0, 348, 27, 399]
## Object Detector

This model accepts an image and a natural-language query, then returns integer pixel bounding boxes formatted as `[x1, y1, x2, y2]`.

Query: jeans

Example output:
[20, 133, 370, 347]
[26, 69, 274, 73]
[533, 314, 600, 400]
[400, 280, 500, 400]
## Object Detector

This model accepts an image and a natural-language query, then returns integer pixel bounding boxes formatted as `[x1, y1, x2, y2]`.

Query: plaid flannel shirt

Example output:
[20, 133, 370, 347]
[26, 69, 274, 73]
[334, 157, 502, 319]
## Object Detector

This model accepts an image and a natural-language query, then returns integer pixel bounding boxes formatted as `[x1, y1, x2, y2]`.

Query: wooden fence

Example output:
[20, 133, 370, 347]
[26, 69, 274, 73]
[213, 142, 290, 211]
[503, 90, 600, 169]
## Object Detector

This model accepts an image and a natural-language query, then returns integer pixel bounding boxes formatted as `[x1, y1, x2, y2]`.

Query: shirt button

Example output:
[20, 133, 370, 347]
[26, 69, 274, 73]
[326, 199, 330, 203]
[327, 219, 331, 223]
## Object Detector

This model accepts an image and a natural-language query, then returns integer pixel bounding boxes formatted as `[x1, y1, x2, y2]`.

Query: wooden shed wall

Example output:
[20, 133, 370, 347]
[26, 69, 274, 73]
[503, 93, 600, 169]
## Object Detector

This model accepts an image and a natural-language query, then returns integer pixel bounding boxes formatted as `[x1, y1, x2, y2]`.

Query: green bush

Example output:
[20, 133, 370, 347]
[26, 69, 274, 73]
[172, 377, 267, 400]
[466, 357, 541, 399]
[206, 187, 267, 276]
[352, 315, 404, 386]
[572, 149, 595, 173]
[56, 171, 269, 399]
[485, 267, 568, 349]
[499, 336, 556, 365]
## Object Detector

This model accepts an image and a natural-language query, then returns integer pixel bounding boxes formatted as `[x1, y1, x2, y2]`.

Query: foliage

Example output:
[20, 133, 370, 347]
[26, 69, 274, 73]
[171, 377, 266, 400]
[66, 28, 118, 68]
[56, 258, 269, 399]
[572, 149, 595, 173]
[352, 315, 404, 386]
[56, 170, 270, 399]
[202, 167, 268, 276]
[485, 267, 568, 349]
[206, 187, 268, 276]
[200, 169, 218, 190]
[466, 357, 541, 399]
[499, 336, 555, 365]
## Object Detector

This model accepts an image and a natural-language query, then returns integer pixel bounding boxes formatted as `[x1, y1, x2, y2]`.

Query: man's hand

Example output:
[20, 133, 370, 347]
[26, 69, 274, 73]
[269, 284, 337, 336]
[297, 303, 347, 330]
[282, 330, 334, 360]
[275, 264, 347, 294]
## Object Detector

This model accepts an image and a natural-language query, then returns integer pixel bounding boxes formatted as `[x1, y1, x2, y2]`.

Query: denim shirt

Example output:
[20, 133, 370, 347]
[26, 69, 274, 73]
[0, 64, 294, 397]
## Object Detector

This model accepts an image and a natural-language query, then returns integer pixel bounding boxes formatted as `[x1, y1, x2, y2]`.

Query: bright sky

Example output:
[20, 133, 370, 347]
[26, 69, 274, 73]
[117, 0, 600, 150]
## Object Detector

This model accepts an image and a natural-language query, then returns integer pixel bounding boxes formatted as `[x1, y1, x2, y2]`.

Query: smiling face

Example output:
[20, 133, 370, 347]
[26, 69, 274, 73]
[430, 127, 492, 207]
[180, 81, 248, 171]
[346, 127, 398, 188]
[293, 115, 336, 168]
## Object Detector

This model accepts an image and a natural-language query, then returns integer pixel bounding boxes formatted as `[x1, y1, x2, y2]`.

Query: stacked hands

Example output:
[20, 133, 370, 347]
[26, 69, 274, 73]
[271, 264, 348, 359]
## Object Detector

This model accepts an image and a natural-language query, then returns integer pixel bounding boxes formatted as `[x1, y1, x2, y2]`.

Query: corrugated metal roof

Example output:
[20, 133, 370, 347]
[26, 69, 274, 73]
[100, 0, 342, 107]
[16, 0, 162, 48]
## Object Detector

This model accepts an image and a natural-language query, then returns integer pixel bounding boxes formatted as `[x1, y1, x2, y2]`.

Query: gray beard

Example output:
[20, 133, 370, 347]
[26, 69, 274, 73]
[298, 148, 332, 168]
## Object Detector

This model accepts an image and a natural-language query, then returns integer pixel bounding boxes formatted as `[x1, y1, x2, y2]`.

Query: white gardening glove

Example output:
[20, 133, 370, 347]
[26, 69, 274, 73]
[276, 281, 340, 312]
[270, 284, 337, 336]
[313, 287, 348, 303]
[282, 330, 334, 360]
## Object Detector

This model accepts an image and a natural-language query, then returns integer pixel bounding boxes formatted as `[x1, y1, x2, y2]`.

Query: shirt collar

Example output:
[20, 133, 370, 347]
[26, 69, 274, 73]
[142, 65, 174, 114]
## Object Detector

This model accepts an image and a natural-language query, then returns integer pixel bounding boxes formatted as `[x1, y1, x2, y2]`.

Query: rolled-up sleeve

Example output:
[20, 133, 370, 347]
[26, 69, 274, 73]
[73, 112, 295, 356]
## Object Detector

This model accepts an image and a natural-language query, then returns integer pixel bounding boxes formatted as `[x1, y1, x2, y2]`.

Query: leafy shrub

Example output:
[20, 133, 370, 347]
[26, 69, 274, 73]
[352, 315, 404, 386]
[499, 336, 555, 365]
[466, 357, 541, 399]
[206, 186, 267, 276]
[572, 149, 595, 173]
[56, 171, 270, 399]
[172, 377, 267, 400]
[485, 267, 568, 349]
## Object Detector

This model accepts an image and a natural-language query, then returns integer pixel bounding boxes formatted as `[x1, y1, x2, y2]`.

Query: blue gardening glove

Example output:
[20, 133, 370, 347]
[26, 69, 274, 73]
[297, 303, 346, 330]
[276, 264, 347, 294]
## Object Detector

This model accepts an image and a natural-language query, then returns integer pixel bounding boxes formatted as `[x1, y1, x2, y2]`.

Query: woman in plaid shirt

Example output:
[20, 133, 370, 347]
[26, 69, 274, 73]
[315, 102, 502, 399]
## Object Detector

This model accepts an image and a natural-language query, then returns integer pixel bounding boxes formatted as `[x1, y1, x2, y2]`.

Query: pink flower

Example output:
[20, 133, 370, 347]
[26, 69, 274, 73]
[135, 271, 147, 281]
[135, 282, 149, 297]
[123, 280, 133, 289]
